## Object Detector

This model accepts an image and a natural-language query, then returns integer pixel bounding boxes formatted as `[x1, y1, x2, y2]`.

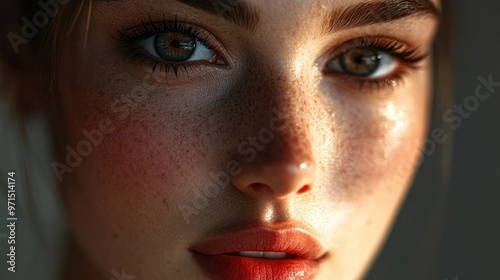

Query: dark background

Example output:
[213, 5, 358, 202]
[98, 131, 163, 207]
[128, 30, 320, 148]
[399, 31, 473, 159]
[367, 0, 500, 279]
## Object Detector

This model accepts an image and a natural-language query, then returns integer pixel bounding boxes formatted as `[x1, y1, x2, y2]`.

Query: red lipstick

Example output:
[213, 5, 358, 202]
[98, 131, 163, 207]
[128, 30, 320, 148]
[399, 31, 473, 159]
[191, 226, 327, 280]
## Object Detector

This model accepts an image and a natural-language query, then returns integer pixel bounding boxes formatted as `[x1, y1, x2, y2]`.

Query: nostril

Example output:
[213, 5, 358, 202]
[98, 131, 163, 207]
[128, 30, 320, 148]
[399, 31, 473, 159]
[297, 184, 311, 194]
[248, 183, 311, 196]
[250, 183, 265, 193]
[230, 143, 317, 198]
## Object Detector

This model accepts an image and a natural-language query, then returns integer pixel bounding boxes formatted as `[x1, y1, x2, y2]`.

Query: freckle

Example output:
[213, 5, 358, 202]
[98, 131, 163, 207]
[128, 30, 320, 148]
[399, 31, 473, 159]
[366, 219, 372, 225]
[112, 232, 118, 240]
[162, 199, 169, 209]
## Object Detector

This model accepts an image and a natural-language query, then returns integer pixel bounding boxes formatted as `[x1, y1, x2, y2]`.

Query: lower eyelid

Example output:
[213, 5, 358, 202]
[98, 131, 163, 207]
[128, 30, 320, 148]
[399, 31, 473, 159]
[322, 64, 412, 93]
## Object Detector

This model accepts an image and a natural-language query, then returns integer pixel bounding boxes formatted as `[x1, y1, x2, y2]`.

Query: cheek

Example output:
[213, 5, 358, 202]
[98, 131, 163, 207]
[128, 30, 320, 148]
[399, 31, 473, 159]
[364, 106, 423, 175]
[58, 87, 218, 271]
[93, 113, 197, 196]
[61, 89, 214, 214]
[328, 86, 430, 199]
[322, 82, 431, 276]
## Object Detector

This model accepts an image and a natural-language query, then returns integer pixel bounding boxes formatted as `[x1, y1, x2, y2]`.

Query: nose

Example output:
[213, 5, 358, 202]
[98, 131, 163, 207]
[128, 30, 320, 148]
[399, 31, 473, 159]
[231, 107, 318, 200]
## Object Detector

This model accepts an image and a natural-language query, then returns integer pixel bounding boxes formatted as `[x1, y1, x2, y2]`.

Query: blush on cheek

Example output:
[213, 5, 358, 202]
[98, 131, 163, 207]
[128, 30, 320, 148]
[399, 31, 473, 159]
[61, 104, 210, 271]
[62, 91, 209, 216]
[93, 113, 204, 202]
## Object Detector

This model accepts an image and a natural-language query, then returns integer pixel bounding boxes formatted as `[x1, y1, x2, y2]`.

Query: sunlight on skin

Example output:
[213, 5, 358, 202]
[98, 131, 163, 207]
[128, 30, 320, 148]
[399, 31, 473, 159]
[56, 0, 441, 279]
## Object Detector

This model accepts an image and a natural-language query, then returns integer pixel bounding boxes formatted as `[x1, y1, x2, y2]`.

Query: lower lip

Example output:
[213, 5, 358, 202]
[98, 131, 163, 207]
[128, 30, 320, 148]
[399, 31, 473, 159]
[193, 253, 321, 280]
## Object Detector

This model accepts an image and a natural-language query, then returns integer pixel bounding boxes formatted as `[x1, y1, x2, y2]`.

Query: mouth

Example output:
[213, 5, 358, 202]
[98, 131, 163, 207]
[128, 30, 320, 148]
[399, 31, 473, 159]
[190, 226, 328, 280]
[224, 251, 297, 259]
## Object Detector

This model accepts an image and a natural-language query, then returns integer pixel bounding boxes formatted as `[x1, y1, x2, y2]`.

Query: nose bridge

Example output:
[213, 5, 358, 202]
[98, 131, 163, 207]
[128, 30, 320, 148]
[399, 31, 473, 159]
[261, 97, 315, 168]
[245, 61, 317, 158]
[230, 64, 321, 199]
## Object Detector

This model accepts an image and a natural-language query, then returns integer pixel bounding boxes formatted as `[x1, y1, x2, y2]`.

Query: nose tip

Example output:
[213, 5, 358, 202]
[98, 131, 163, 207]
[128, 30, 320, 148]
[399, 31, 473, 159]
[231, 156, 316, 199]
[229, 103, 319, 200]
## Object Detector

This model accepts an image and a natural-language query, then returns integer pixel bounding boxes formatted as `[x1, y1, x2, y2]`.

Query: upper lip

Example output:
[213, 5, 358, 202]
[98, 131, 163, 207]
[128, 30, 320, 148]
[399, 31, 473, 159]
[190, 226, 326, 260]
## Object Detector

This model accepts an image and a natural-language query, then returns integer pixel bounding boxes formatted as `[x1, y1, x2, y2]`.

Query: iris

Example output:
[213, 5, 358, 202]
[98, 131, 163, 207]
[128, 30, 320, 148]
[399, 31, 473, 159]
[340, 48, 382, 77]
[154, 32, 196, 61]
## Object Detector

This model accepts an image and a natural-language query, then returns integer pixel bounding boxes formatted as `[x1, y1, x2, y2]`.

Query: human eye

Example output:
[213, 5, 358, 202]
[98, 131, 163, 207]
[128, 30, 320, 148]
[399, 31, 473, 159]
[114, 18, 226, 78]
[324, 37, 429, 91]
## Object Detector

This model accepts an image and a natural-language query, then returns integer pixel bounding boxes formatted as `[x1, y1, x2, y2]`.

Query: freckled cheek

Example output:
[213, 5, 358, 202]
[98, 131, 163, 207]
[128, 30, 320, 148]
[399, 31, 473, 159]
[99, 120, 204, 200]
[62, 100, 211, 217]
[335, 109, 426, 192]
[59, 100, 219, 268]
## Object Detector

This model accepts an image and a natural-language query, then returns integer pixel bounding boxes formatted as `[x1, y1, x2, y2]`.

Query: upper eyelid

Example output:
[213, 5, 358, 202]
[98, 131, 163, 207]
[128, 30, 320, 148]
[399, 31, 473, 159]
[113, 17, 228, 50]
[113, 19, 229, 61]
[319, 36, 428, 70]
[318, 36, 429, 88]
[328, 37, 414, 58]
[114, 18, 425, 57]
[115, 19, 205, 42]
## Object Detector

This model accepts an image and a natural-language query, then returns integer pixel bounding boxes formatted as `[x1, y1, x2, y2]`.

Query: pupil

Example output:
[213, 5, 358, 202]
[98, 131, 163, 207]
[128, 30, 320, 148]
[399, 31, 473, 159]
[171, 40, 181, 48]
[154, 32, 196, 62]
[340, 48, 381, 77]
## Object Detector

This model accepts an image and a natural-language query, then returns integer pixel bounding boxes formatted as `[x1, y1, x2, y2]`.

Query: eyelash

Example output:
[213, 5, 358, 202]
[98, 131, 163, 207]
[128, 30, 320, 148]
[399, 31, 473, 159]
[114, 19, 429, 91]
[114, 17, 224, 78]
[326, 37, 429, 91]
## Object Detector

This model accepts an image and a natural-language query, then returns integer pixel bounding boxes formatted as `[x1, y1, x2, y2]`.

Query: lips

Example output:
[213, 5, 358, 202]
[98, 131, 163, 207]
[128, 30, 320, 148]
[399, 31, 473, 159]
[190, 226, 327, 280]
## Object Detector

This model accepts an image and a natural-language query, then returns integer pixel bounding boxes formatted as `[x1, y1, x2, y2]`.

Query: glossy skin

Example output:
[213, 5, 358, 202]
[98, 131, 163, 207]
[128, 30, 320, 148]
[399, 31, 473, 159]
[58, 0, 439, 279]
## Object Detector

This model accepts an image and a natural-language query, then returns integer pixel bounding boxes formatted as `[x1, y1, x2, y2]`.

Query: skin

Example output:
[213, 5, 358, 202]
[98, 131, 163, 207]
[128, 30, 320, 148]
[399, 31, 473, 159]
[53, 0, 440, 279]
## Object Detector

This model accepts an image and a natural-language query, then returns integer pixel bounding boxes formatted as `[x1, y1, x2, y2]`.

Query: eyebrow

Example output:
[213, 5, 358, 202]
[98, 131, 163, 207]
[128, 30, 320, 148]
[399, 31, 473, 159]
[104, 0, 438, 34]
[321, 0, 440, 35]
[176, 0, 260, 31]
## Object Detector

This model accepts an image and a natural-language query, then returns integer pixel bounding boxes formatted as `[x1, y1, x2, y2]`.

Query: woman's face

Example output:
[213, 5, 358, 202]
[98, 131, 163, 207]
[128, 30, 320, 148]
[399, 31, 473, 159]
[57, 0, 439, 279]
